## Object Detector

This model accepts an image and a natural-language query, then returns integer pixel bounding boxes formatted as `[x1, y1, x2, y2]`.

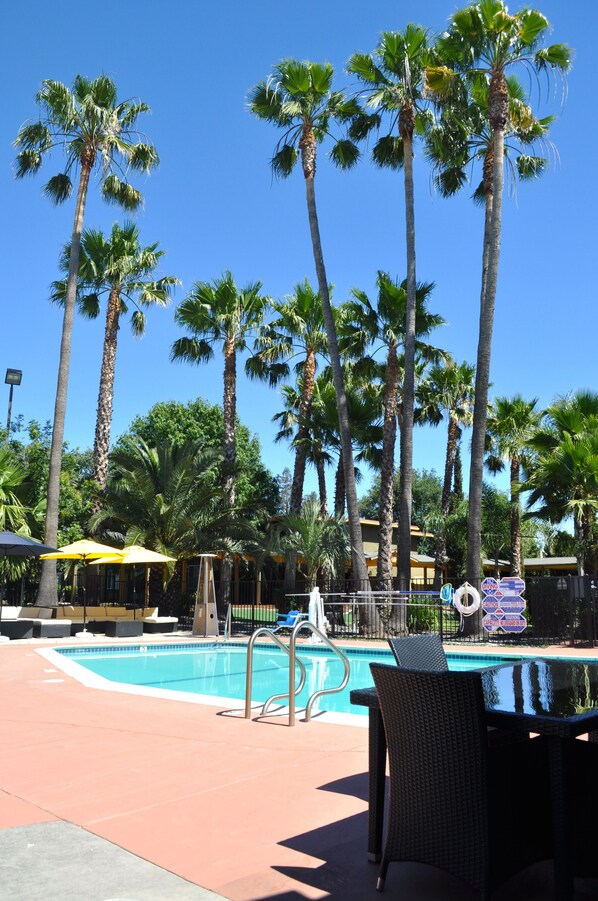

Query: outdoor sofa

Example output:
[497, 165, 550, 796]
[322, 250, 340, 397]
[55, 605, 156, 635]
[0, 606, 71, 639]
[54, 605, 178, 635]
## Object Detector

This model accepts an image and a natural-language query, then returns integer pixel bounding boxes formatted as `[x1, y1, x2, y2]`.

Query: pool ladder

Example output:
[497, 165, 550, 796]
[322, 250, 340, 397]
[244, 621, 350, 726]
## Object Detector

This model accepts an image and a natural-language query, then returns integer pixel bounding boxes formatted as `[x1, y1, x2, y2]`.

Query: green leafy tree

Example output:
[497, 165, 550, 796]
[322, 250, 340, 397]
[0, 446, 32, 534]
[91, 438, 257, 610]
[282, 496, 349, 591]
[426, 2, 570, 589]
[15, 75, 158, 604]
[51, 222, 178, 490]
[118, 399, 279, 515]
[485, 394, 541, 576]
[348, 26, 433, 589]
[249, 59, 371, 594]
[526, 392, 598, 574]
[11, 419, 96, 546]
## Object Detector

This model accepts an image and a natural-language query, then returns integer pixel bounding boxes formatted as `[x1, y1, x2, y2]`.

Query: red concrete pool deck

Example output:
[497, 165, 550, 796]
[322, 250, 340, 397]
[1, 636, 598, 900]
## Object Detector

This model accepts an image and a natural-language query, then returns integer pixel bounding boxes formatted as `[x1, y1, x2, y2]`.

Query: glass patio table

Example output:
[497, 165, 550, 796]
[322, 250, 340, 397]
[351, 657, 598, 901]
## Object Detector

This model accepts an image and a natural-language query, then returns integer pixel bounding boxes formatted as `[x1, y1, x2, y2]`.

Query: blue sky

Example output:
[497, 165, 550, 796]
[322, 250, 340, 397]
[2, 0, 595, 501]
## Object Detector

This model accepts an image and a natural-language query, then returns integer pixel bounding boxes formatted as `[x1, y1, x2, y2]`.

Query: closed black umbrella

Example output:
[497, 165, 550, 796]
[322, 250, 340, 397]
[0, 531, 57, 620]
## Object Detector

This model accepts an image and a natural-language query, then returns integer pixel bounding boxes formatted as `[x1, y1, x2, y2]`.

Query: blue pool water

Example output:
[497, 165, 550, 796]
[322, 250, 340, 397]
[57, 642, 518, 717]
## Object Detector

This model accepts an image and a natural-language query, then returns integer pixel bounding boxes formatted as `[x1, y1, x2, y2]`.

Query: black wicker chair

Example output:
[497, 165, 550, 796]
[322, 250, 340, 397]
[388, 634, 448, 671]
[370, 664, 551, 899]
[387, 635, 528, 747]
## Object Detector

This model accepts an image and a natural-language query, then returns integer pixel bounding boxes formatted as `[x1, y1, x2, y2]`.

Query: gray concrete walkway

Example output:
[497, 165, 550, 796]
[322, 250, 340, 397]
[0, 821, 227, 901]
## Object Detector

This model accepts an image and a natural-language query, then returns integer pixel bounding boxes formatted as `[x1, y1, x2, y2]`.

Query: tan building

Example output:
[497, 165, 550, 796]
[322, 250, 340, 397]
[360, 519, 440, 585]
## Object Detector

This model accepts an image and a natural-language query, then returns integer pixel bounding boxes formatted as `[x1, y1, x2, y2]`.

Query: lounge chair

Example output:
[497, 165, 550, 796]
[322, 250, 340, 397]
[270, 610, 309, 633]
[143, 610, 179, 633]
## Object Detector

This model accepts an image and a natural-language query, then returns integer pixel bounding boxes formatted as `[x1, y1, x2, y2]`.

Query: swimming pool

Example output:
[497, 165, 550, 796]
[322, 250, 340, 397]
[51, 642, 520, 718]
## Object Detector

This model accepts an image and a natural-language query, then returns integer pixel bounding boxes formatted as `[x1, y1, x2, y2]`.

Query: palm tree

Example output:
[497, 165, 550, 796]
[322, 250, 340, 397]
[485, 394, 541, 576]
[272, 381, 333, 515]
[249, 59, 371, 593]
[15, 75, 158, 604]
[526, 392, 598, 574]
[282, 496, 350, 591]
[171, 272, 268, 509]
[0, 447, 32, 533]
[91, 438, 254, 609]
[51, 222, 178, 491]
[348, 26, 432, 589]
[426, 2, 570, 588]
[341, 272, 445, 586]
[247, 279, 328, 517]
[424, 359, 475, 586]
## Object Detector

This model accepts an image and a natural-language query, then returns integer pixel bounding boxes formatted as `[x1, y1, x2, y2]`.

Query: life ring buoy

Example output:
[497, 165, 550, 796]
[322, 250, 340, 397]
[453, 583, 481, 616]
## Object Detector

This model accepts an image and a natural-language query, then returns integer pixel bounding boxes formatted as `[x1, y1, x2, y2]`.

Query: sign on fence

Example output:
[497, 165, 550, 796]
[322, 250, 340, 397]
[482, 577, 527, 635]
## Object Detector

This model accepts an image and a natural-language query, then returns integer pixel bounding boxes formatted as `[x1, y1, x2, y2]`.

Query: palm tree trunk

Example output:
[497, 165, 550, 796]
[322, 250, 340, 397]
[289, 351, 317, 514]
[377, 345, 399, 585]
[316, 456, 327, 514]
[510, 456, 522, 576]
[435, 415, 459, 588]
[453, 441, 463, 498]
[284, 353, 317, 594]
[467, 72, 506, 623]
[300, 129, 370, 606]
[334, 451, 345, 517]
[220, 336, 237, 605]
[93, 284, 121, 491]
[37, 160, 92, 606]
[222, 337, 237, 506]
[397, 115, 416, 593]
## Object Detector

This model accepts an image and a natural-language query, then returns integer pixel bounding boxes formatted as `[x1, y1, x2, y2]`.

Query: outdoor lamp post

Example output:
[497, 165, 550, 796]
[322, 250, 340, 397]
[5, 368, 22, 438]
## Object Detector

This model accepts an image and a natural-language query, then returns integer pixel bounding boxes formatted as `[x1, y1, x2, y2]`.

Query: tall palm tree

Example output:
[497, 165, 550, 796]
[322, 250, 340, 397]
[341, 272, 445, 586]
[249, 59, 371, 594]
[348, 26, 432, 589]
[14, 75, 158, 604]
[51, 222, 179, 490]
[485, 394, 541, 576]
[424, 359, 475, 586]
[171, 272, 268, 509]
[247, 279, 328, 517]
[426, 2, 570, 588]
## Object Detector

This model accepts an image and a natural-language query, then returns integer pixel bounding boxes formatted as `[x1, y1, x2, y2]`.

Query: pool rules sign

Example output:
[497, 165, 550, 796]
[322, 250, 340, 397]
[481, 577, 527, 634]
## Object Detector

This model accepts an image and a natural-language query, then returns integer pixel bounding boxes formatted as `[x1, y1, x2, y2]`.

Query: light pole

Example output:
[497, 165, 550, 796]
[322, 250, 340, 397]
[5, 368, 22, 438]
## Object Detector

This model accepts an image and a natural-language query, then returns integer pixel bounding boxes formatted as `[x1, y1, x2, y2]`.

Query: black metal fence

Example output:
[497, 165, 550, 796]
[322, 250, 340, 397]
[212, 575, 598, 648]
[7, 568, 598, 648]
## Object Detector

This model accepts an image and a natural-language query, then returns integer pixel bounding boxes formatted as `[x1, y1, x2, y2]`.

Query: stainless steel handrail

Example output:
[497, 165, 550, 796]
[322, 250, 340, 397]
[293, 623, 351, 722]
[244, 627, 307, 721]
[245, 621, 351, 725]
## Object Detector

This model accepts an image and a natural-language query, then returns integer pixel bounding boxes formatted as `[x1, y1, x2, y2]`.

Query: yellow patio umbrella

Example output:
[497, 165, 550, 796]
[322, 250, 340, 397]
[40, 539, 123, 634]
[93, 545, 176, 612]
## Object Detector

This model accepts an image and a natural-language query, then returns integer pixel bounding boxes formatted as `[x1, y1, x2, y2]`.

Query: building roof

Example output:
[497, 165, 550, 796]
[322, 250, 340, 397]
[524, 557, 577, 569]
[359, 518, 433, 538]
